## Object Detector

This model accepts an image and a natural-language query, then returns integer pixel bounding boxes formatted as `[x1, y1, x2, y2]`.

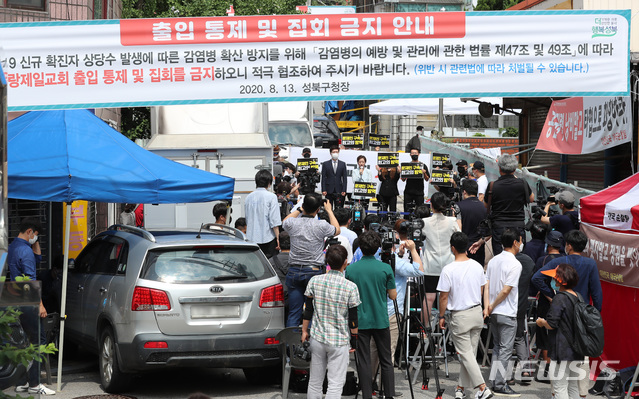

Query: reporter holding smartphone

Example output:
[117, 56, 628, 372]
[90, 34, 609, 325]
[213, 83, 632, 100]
[282, 193, 341, 327]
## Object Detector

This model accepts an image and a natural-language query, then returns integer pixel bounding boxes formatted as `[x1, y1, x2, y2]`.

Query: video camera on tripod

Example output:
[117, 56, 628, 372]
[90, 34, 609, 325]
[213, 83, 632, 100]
[370, 223, 399, 272]
[350, 200, 365, 231]
[401, 218, 425, 247]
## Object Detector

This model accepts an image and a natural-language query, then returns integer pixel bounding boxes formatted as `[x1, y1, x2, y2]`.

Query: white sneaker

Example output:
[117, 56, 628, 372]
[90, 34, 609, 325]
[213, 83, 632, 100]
[475, 387, 494, 399]
[455, 387, 467, 399]
[28, 384, 56, 395]
[15, 382, 29, 392]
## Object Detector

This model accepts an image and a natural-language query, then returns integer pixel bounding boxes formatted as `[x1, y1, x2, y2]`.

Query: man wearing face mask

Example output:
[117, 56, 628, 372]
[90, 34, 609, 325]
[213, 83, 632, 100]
[401, 147, 430, 213]
[321, 145, 348, 208]
[9, 218, 56, 395]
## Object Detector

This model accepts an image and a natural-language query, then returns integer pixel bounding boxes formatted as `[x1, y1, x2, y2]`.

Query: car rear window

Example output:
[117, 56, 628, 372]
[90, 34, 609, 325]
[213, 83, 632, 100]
[141, 246, 274, 283]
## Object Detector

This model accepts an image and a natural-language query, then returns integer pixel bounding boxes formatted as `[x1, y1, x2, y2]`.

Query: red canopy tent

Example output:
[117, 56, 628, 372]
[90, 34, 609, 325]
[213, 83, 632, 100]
[580, 172, 639, 372]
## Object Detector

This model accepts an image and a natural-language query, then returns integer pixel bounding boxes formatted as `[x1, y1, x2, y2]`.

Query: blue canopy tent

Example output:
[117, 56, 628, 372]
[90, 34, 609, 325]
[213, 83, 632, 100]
[8, 109, 235, 390]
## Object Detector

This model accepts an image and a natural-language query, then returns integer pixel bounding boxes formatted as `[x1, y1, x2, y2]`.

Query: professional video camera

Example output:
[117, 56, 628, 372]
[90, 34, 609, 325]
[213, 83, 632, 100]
[294, 341, 311, 362]
[350, 201, 365, 231]
[525, 204, 547, 231]
[402, 218, 425, 247]
[324, 235, 341, 249]
[370, 223, 399, 272]
[298, 169, 321, 194]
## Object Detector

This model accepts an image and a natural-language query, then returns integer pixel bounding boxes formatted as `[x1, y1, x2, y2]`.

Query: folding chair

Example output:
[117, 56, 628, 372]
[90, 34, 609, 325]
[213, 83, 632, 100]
[276, 326, 311, 399]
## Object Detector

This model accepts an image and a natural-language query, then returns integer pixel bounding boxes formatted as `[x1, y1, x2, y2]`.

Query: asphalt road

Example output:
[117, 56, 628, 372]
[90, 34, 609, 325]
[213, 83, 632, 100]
[3, 351, 591, 399]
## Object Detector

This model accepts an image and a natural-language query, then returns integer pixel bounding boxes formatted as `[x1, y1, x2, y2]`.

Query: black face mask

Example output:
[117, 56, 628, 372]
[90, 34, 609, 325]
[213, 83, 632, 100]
[303, 153, 310, 158]
[411, 155, 419, 161]
[458, 166, 466, 174]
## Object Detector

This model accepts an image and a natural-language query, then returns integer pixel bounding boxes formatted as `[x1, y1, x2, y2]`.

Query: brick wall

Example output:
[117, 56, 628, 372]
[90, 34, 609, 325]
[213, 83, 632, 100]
[443, 137, 520, 155]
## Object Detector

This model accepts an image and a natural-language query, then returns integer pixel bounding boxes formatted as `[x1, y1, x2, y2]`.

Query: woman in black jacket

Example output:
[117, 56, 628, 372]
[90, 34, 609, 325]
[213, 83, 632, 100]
[376, 165, 400, 212]
[536, 263, 583, 399]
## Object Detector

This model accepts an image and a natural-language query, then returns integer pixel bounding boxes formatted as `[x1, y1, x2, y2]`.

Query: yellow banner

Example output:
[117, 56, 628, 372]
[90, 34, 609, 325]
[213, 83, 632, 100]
[63, 201, 88, 260]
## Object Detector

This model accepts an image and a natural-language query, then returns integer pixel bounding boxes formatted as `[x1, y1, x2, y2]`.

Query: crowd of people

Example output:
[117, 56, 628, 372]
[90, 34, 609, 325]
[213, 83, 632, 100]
[235, 148, 598, 399]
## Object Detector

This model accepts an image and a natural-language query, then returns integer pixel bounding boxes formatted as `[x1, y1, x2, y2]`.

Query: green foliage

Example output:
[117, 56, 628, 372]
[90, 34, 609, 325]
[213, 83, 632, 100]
[472, 132, 486, 137]
[475, 0, 523, 10]
[121, 107, 151, 141]
[502, 127, 519, 137]
[0, 307, 58, 398]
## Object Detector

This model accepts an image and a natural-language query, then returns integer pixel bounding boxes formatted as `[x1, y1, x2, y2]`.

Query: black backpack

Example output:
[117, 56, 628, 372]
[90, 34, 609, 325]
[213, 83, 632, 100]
[560, 291, 605, 358]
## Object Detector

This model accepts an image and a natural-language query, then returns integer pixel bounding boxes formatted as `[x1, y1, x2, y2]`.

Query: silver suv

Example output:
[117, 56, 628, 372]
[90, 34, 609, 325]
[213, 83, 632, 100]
[65, 224, 284, 393]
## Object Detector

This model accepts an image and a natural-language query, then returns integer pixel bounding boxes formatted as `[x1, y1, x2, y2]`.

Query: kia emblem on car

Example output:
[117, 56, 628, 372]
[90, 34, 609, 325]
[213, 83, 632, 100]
[210, 286, 224, 294]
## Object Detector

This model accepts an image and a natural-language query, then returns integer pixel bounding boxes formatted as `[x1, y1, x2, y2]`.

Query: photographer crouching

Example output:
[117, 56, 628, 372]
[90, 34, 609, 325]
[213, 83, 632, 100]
[282, 193, 340, 327]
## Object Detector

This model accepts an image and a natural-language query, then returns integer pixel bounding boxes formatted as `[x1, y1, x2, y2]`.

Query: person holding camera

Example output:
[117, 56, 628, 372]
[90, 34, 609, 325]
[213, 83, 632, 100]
[302, 244, 361, 399]
[421, 192, 461, 314]
[282, 193, 341, 327]
[456, 179, 487, 267]
[483, 154, 534, 256]
[346, 231, 397, 399]
[541, 191, 579, 236]
[370, 223, 424, 389]
[297, 147, 321, 195]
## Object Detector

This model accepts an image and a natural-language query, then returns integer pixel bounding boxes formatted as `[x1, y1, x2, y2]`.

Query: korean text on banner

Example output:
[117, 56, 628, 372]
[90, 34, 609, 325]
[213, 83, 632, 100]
[536, 96, 631, 155]
[430, 170, 454, 187]
[581, 223, 639, 289]
[62, 201, 88, 259]
[353, 182, 377, 198]
[0, 10, 630, 111]
[297, 157, 319, 171]
[377, 152, 399, 168]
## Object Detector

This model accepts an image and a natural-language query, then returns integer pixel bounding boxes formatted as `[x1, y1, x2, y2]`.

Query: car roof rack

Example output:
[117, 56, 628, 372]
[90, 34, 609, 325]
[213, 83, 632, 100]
[200, 223, 246, 241]
[108, 224, 156, 243]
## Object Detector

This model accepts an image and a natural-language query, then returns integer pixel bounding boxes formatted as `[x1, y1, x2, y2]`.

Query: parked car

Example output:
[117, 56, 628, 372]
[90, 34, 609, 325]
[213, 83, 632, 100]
[65, 224, 285, 393]
[313, 114, 341, 148]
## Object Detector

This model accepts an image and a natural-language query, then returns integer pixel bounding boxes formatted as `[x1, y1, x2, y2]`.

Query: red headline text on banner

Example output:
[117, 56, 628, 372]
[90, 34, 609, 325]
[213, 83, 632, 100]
[119, 13, 466, 46]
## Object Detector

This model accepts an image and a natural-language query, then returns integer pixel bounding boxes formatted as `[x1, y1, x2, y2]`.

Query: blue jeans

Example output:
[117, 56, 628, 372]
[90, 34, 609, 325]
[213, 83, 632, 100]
[285, 266, 323, 327]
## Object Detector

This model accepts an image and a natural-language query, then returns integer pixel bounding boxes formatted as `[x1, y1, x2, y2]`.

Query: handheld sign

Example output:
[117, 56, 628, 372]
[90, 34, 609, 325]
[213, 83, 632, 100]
[342, 133, 364, 149]
[400, 162, 424, 179]
[297, 158, 319, 172]
[369, 134, 390, 148]
[377, 152, 399, 168]
[432, 153, 450, 168]
[353, 182, 377, 198]
[430, 169, 454, 187]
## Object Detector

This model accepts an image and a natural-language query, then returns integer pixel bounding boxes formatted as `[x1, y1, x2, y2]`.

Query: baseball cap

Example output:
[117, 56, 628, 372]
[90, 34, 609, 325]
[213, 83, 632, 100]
[473, 161, 485, 170]
[545, 230, 564, 249]
[302, 147, 311, 154]
[555, 191, 575, 205]
[456, 160, 468, 166]
[541, 266, 566, 285]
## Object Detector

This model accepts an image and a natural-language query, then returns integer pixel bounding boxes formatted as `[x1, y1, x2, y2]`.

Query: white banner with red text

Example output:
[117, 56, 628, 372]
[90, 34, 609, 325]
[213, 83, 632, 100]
[0, 10, 629, 111]
[536, 96, 631, 155]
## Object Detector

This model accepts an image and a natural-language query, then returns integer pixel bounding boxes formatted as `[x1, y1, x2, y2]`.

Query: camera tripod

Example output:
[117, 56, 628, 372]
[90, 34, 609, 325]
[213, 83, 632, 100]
[395, 277, 446, 399]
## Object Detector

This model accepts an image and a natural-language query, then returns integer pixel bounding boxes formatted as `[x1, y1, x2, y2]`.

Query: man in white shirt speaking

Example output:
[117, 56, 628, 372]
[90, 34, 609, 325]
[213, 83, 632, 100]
[438, 232, 493, 399]
[486, 228, 523, 397]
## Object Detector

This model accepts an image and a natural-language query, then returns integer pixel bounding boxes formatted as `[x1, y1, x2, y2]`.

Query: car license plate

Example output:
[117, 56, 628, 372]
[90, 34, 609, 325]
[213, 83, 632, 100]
[191, 305, 240, 319]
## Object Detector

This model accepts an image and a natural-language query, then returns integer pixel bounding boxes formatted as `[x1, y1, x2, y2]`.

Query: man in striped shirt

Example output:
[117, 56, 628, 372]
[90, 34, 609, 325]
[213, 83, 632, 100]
[302, 244, 361, 399]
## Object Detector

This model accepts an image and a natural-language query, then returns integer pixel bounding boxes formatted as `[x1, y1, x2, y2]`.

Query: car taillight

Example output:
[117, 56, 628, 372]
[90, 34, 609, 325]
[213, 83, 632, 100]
[144, 341, 168, 349]
[264, 338, 280, 345]
[259, 284, 284, 308]
[131, 286, 171, 311]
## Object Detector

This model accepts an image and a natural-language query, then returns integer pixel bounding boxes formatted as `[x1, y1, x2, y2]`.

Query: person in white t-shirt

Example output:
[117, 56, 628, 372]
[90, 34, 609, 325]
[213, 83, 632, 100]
[486, 228, 523, 397]
[473, 161, 488, 203]
[438, 232, 493, 399]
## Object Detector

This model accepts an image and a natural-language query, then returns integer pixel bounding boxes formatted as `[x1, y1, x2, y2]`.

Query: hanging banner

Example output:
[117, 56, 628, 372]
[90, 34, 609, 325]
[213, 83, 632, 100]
[581, 223, 639, 289]
[62, 201, 88, 260]
[536, 96, 631, 155]
[0, 10, 630, 111]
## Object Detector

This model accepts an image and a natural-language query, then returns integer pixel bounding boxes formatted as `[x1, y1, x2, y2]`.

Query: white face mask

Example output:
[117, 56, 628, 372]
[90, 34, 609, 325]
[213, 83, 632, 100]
[519, 242, 524, 253]
[331, 152, 339, 160]
[29, 234, 38, 245]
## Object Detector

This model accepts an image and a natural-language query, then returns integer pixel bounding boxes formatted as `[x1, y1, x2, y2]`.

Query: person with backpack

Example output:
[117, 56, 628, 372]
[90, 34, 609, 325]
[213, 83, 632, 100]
[531, 230, 603, 397]
[535, 263, 583, 399]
